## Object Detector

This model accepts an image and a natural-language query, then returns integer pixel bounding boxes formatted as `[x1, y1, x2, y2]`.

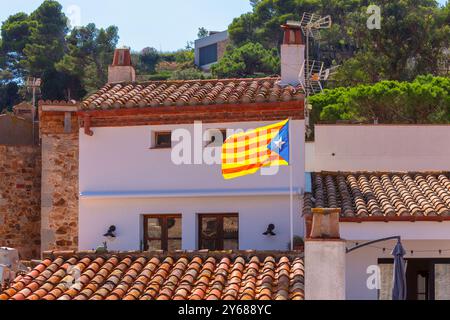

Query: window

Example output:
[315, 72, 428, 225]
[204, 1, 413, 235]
[198, 214, 238, 250]
[199, 43, 218, 66]
[144, 215, 182, 251]
[416, 271, 429, 300]
[153, 131, 172, 149]
[205, 129, 227, 147]
[378, 258, 450, 300]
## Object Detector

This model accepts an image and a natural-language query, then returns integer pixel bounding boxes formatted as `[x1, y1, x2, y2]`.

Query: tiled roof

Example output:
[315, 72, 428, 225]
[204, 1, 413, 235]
[0, 251, 304, 301]
[305, 172, 450, 220]
[81, 78, 304, 110]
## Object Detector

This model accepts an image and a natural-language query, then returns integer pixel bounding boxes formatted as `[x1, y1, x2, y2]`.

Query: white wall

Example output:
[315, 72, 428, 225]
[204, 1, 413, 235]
[341, 222, 450, 241]
[79, 195, 303, 251]
[79, 120, 306, 251]
[305, 141, 315, 172]
[305, 125, 450, 299]
[79, 120, 305, 193]
[342, 221, 450, 300]
[309, 125, 450, 172]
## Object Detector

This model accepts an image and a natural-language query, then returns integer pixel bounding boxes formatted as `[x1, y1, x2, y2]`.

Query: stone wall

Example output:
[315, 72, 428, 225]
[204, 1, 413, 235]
[40, 107, 79, 253]
[217, 39, 229, 61]
[0, 145, 41, 259]
[0, 114, 35, 146]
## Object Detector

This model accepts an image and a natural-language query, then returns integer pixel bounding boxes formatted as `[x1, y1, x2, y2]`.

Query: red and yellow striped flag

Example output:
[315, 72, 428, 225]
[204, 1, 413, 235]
[221, 119, 289, 180]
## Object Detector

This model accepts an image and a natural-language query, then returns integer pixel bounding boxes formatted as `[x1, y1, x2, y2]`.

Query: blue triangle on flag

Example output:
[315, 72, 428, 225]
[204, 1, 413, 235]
[267, 121, 290, 163]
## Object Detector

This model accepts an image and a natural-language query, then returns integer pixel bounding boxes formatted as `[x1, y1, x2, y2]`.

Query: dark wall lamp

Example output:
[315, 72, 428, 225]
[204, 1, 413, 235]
[102, 225, 117, 251]
[263, 224, 276, 236]
[104, 225, 117, 240]
[96, 225, 117, 254]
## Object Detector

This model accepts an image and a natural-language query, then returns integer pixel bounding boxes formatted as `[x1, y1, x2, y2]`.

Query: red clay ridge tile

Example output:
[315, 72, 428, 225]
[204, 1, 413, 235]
[80, 78, 304, 110]
[306, 172, 450, 221]
[0, 252, 304, 301]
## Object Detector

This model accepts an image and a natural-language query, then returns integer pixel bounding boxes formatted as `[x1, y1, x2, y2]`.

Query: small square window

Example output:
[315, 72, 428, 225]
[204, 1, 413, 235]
[153, 131, 172, 149]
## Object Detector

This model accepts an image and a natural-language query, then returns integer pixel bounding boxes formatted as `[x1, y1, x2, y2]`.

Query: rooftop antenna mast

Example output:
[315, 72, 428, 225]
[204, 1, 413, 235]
[295, 13, 336, 136]
[299, 13, 333, 95]
[26, 77, 42, 145]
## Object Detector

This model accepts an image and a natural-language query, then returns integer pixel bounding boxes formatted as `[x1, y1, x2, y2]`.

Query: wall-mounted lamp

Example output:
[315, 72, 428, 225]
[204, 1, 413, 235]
[263, 224, 276, 236]
[99, 225, 117, 252]
[103, 225, 117, 241]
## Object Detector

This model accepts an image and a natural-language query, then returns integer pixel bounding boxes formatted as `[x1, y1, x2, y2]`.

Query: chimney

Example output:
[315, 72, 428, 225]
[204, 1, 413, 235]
[280, 22, 305, 86]
[12, 102, 33, 120]
[108, 47, 136, 83]
[305, 208, 346, 300]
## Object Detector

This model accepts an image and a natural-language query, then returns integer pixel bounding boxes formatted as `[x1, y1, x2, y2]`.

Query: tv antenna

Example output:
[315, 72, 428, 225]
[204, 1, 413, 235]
[26, 77, 42, 144]
[287, 13, 336, 138]
[296, 13, 334, 96]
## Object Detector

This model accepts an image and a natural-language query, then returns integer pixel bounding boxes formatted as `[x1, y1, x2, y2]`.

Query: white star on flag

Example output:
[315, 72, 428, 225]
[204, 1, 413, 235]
[273, 137, 285, 150]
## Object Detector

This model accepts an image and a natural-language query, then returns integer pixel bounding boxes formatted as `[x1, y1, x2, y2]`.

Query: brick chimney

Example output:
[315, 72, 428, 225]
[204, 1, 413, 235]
[280, 22, 306, 86]
[108, 47, 136, 83]
[305, 208, 346, 300]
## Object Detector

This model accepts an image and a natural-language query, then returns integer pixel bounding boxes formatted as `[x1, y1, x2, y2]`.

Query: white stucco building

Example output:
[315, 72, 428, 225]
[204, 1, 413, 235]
[41, 21, 450, 301]
[306, 124, 450, 300]
[76, 22, 307, 254]
[79, 121, 305, 252]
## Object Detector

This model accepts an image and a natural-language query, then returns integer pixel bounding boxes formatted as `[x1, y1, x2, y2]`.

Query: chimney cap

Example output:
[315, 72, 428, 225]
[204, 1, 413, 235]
[111, 47, 132, 67]
[282, 20, 303, 30]
[281, 22, 304, 45]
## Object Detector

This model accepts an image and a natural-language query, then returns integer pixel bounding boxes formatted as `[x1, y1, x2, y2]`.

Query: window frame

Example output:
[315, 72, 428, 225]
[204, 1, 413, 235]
[152, 131, 172, 149]
[378, 258, 450, 300]
[143, 214, 182, 251]
[198, 213, 239, 251]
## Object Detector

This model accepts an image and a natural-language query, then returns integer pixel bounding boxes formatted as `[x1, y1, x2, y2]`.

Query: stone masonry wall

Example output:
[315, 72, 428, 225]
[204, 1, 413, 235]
[40, 109, 79, 253]
[217, 39, 229, 61]
[0, 145, 41, 259]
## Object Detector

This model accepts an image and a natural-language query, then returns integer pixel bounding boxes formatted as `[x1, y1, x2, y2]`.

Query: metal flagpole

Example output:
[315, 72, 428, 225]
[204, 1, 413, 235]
[289, 118, 294, 251]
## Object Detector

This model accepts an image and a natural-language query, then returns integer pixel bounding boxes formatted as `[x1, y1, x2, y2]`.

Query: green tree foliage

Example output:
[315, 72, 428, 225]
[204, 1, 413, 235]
[197, 27, 209, 39]
[0, 71, 20, 111]
[309, 75, 450, 125]
[56, 24, 119, 96]
[0, 0, 118, 106]
[172, 48, 196, 71]
[211, 42, 279, 78]
[170, 68, 207, 80]
[133, 47, 197, 80]
[23, 0, 67, 77]
[133, 47, 161, 74]
[337, 0, 450, 85]
[0, 12, 35, 78]
[227, 0, 449, 82]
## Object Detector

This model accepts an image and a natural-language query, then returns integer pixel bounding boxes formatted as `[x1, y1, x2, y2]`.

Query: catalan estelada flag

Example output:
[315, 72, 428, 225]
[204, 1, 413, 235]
[222, 119, 290, 180]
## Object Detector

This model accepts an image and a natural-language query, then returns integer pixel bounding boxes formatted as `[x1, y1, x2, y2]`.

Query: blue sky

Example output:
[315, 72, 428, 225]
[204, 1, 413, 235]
[1, 0, 447, 52]
[0, 0, 252, 52]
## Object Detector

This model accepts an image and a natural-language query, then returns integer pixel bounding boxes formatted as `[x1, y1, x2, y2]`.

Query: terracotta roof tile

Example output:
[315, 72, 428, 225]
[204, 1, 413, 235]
[306, 172, 450, 221]
[80, 78, 304, 110]
[1, 252, 304, 301]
